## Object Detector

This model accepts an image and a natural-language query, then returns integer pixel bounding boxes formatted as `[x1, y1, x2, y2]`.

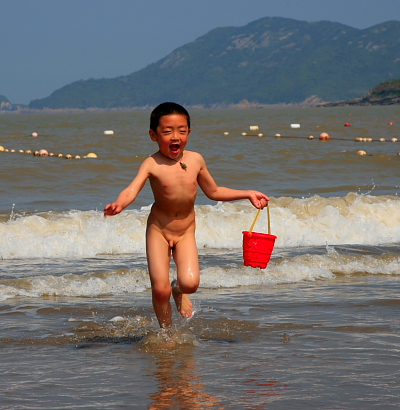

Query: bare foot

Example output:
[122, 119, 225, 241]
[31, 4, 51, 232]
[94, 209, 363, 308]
[171, 280, 193, 318]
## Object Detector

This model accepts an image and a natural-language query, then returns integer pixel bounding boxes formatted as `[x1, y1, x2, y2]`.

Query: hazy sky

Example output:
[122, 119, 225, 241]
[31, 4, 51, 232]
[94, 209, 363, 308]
[1, 0, 400, 104]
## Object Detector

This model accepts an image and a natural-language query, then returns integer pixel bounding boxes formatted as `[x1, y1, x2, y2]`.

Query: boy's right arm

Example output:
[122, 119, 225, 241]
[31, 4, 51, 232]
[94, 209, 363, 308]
[103, 159, 151, 217]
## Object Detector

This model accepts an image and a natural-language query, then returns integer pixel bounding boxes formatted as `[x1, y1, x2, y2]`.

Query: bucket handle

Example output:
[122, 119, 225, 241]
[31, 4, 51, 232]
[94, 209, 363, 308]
[248, 205, 271, 236]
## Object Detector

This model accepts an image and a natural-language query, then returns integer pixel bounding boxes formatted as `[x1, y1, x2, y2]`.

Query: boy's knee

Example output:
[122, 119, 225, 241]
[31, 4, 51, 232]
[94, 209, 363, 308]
[152, 283, 172, 301]
[177, 279, 199, 295]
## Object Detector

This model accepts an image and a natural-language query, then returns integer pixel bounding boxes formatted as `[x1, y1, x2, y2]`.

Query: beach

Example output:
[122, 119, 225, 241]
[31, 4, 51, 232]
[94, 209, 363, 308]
[1, 106, 400, 408]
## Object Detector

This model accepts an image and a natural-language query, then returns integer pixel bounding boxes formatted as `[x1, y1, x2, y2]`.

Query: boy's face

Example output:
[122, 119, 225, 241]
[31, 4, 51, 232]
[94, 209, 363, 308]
[149, 114, 191, 158]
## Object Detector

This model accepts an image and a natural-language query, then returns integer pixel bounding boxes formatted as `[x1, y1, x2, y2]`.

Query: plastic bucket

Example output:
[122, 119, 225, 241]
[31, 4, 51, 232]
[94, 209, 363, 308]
[242, 231, 277, 269]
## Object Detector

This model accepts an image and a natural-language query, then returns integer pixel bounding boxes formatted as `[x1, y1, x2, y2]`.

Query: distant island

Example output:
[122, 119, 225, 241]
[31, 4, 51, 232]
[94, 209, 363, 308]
[319, 79, 400, 106]
[3, 79, 400, 113]
[27, 17, 400, 110]
[0, 94, 13, 111]
[2, 17, 400, 111]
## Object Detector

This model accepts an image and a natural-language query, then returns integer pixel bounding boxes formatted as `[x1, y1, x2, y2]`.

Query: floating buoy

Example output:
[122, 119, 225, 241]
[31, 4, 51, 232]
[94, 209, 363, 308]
[241, 132, 247, 136]
[65, 154, 73, 159]
[258, 133, 264, 137]
[223, 132, 229, 135]
[392, 138, 398, 142]
[32, 132, 38, 137]
[355, 137, 362, 142]
[109, 316, 125, 322]
[275, 134, 282, 138]
[357, 150, 367, 156]
[104, 130, 114, 135]
[49, 152, 55, 157]
[0, 146, 4, 152]
[39, 149, 48, 156]
[57, 153, 63, 158]
[344, 123, 351, 127]
[319, 132, 330, 141]
[308, 135, 314, 140]
[4, 149, 9, 152]
[389, 122, 394, 125]
[86, 152, 98, 158]
[75, 155, 81, 159]
[19, 149, 24, 153]
[379, 138, 386, 142]
[290, 124, 300, 129]
[26, 150, 32, 154]
[249, 125, 259, 131]
[10, 149, 16, 153]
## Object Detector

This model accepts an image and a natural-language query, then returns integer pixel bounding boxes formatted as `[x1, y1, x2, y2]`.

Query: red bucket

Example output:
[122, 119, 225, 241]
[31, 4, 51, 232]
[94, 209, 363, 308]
[242, 231, 277, 269]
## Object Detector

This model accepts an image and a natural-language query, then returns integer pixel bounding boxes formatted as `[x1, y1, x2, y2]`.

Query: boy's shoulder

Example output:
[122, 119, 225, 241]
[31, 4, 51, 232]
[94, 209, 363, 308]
[184, 150, 203, 159]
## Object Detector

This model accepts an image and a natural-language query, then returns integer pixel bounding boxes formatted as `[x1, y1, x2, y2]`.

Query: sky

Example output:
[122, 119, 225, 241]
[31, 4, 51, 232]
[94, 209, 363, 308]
[1, 0, 400, 104]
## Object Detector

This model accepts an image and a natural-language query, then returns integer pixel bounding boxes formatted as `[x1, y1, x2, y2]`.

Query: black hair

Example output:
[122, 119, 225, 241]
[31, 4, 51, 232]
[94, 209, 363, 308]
[149, 102, 191, 132]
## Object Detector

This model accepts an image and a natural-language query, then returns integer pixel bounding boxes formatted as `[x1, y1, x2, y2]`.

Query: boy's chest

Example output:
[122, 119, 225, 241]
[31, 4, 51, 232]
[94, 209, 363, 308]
[150, 168, 198, 193]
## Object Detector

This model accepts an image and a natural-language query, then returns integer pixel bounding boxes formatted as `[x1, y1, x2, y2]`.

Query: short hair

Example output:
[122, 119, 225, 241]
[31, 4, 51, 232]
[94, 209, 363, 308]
[150, 102, 191, 132]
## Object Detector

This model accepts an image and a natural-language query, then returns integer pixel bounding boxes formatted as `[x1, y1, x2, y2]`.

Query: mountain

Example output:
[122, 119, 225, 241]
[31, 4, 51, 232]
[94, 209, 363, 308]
[320, 78, 400, 106]
[29, 17, 400, 109]
[0, 94, 13, 110]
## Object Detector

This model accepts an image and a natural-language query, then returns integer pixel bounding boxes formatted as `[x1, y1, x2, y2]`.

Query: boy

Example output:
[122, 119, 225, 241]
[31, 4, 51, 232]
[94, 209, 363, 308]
[104, 102, 269, 329]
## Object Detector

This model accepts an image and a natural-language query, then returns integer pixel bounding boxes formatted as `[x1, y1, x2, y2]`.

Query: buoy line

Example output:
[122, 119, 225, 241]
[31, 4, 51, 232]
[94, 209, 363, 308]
[0, 146, 97, 159]
[233, 134, 399, 142]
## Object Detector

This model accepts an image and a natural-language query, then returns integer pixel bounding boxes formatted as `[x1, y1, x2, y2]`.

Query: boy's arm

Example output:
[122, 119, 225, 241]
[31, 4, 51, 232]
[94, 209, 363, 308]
[197, 156, 269, 209]
[104, 159, 151, 217]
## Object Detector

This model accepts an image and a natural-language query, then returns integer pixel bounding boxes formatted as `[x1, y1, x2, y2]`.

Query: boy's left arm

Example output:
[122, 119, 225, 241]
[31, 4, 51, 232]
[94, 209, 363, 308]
[197, 157, 269, 209]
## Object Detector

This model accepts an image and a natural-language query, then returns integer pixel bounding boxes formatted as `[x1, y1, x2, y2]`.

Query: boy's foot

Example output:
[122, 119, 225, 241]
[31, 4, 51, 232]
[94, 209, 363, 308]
[171, 280, 193, 318]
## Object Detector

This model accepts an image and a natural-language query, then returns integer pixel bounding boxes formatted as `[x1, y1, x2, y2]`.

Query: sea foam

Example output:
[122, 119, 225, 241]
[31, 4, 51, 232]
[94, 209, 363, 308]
[0, 248, 398, 301]
[0, 193, 399, 260]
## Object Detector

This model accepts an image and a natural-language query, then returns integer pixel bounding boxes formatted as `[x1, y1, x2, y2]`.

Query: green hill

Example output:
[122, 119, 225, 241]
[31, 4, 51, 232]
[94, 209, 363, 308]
[29, 17, 400, 109]
[369, 79, 400, 98]
[320, 78, 400, 106]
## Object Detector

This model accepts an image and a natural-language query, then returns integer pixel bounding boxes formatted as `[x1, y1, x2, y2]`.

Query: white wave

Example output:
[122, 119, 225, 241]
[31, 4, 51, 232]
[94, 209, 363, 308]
[0, 268, 149, 301]
[1, 193, 399, 259]
[0, 249, 398, 301]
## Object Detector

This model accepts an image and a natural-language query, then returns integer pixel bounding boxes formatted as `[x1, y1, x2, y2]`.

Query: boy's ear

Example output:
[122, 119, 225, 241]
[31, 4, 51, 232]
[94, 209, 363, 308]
[149, 129, 158, 141]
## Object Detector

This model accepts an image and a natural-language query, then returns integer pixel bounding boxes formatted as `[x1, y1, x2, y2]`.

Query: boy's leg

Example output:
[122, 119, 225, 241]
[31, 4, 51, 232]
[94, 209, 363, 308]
[172, 233, 200, 318]
[146, 227, 173, 328]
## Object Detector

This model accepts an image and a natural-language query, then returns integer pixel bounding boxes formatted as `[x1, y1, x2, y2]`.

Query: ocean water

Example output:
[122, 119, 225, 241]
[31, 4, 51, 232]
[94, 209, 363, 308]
[0, 106, 400, 409]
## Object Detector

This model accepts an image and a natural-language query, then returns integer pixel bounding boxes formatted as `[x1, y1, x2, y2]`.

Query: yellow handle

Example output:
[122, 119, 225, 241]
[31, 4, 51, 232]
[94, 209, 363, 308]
[249, 209, 261, 235]
[248, 205, 271, 235]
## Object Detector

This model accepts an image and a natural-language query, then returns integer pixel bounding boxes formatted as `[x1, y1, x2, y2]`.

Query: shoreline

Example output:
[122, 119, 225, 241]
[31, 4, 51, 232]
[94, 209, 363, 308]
[0, 96, 326, 114]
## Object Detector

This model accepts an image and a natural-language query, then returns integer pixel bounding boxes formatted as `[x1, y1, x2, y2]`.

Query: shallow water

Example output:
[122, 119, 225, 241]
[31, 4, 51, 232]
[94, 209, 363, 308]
[0, 106, 400, 408]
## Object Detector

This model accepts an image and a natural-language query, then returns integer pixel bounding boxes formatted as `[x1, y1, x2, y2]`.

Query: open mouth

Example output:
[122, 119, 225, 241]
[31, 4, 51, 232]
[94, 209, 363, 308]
[170, 144, 180, 154]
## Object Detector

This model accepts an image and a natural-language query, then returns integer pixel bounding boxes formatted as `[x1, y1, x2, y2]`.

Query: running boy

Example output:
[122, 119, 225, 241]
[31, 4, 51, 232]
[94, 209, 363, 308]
[104, 102, 269, 329]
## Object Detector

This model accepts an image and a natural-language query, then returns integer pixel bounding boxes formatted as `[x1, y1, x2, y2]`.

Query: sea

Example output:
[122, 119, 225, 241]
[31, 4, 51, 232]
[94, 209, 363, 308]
[0, 106, 399, 409]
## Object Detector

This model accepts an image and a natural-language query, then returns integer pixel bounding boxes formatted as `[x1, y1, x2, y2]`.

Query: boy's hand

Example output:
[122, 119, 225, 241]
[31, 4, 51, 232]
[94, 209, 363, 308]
[249, 192, 269, 209]
[103, 203, 123, 218]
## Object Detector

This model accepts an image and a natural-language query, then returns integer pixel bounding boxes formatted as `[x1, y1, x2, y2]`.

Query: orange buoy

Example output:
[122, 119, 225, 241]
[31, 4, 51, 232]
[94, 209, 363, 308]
[344, 123, 351, 127]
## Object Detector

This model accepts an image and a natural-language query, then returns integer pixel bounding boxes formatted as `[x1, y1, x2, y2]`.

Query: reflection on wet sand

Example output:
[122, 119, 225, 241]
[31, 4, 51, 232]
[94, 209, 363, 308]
[143, 334, 222, 409]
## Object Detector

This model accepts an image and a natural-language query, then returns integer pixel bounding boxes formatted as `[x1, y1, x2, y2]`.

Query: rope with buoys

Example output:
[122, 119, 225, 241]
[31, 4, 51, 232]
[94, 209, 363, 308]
[220, 127, 399, 157]
[0, 146, 98, 159]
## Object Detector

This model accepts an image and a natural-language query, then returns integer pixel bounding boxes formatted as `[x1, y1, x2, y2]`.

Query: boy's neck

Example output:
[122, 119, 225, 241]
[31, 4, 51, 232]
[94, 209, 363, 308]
[158, 150, 188, 170]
